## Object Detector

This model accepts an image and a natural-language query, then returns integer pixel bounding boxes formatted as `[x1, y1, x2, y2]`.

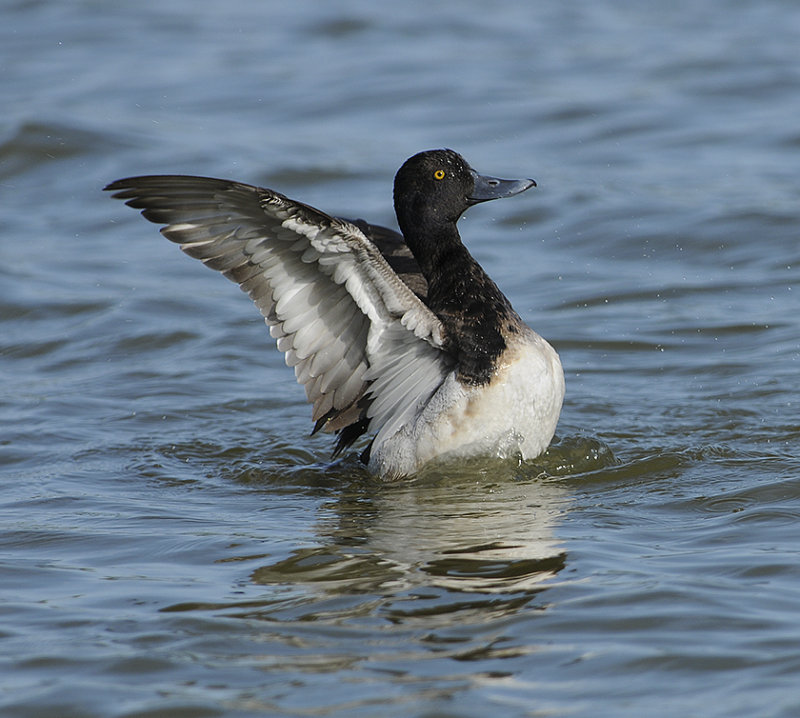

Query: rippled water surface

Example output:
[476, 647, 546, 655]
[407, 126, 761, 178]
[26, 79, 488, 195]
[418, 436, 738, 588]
[2, 1, 799, 716]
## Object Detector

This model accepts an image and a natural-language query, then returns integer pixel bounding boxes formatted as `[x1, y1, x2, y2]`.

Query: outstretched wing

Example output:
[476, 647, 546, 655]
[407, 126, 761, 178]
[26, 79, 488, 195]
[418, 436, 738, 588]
[105, 175, 452, 450]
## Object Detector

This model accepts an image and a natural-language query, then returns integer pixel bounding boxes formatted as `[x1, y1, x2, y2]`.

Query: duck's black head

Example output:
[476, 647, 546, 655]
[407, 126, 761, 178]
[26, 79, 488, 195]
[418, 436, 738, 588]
[393, 149, 536, 233]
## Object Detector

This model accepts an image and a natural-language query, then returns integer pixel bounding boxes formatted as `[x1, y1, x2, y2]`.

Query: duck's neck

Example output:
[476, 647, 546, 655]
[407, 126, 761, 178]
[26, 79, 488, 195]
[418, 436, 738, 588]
[401, 219, 523, 385]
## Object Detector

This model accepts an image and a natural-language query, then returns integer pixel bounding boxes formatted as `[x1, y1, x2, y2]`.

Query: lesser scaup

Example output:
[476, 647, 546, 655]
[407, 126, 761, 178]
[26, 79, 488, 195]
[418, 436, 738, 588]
[105, 149, 564, 479]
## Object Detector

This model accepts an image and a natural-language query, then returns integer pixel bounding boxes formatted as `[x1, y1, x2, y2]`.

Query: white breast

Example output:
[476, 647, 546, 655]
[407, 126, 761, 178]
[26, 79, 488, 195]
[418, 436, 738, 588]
[368, 330, 565, 479]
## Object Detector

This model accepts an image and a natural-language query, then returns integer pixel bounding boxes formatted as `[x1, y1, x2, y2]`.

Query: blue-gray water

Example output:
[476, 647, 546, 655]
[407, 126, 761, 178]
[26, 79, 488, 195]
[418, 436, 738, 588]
[2, 1, 799, 716]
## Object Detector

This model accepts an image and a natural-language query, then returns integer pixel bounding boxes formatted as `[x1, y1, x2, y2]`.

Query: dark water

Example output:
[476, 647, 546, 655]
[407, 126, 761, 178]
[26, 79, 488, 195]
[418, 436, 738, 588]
[2, 1, 799, 716]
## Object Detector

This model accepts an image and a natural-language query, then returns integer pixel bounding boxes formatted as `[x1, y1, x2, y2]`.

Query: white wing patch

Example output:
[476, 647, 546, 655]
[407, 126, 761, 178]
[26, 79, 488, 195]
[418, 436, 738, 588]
[365, 323, 449, 447]
[106, 176, 450, 446]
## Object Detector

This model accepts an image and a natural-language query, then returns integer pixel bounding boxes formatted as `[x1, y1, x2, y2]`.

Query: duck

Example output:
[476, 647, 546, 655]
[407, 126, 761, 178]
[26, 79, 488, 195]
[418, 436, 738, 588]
[105, 149, 564, 480]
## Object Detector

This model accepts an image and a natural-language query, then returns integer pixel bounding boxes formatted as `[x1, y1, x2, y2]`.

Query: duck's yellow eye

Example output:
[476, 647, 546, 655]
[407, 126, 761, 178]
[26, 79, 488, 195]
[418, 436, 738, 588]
[433, 169, 445, 180]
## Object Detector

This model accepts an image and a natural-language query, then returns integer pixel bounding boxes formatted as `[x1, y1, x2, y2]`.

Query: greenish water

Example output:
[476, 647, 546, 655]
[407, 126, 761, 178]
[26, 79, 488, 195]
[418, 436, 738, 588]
[1, 1, 799, 716]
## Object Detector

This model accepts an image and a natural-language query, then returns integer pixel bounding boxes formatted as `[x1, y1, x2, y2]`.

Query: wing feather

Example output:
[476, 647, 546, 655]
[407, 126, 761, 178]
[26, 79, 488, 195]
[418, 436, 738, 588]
[105, 175, 452, 450]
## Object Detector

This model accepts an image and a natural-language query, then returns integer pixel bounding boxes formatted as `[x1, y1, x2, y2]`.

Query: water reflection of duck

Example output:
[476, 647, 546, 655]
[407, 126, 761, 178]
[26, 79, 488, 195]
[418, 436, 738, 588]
[106, 150, 564, 479]
[364, 467, 568, 596]
[252, 464, 568, 598]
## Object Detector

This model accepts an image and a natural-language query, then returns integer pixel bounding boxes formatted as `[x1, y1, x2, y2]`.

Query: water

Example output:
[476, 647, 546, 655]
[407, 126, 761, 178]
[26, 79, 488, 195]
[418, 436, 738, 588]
[1, 1, 799, 716]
